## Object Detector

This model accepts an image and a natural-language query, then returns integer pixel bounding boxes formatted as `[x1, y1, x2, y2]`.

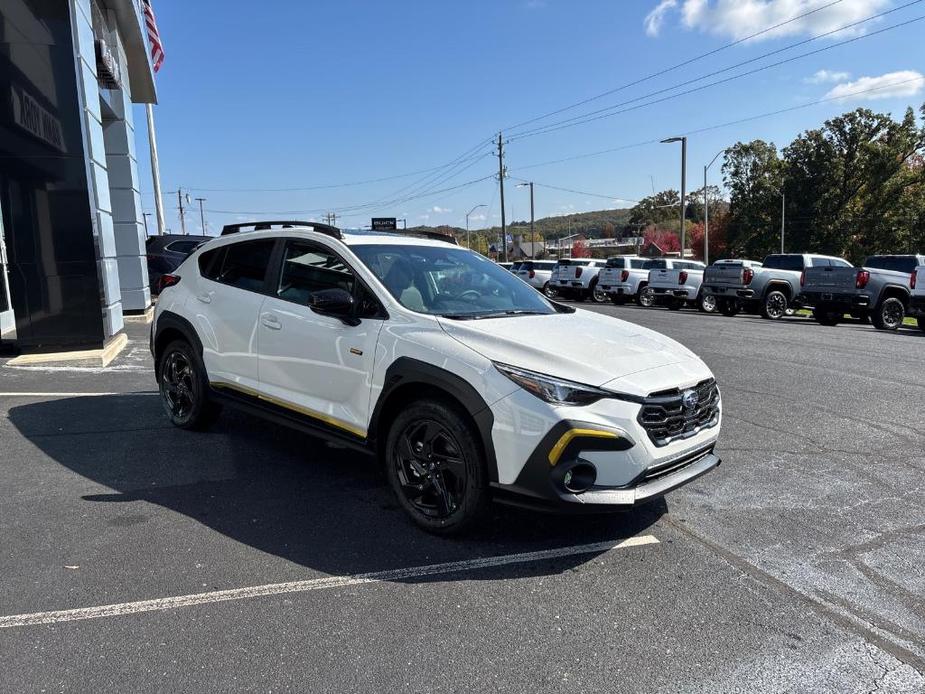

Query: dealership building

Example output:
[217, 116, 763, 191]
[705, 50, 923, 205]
[1, 0, 156, 357]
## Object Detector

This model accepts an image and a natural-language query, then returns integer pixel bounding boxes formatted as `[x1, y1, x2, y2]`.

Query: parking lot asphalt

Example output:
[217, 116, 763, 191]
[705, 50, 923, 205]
[1, 309, 923, 693]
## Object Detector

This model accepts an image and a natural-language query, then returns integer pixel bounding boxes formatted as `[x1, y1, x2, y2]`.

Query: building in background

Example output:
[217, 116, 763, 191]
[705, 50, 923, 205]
[0, 0, 156, 352]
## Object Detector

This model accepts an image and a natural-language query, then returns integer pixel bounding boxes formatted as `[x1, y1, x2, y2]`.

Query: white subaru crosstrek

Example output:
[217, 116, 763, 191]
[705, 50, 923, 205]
[151, 224, 722, 534]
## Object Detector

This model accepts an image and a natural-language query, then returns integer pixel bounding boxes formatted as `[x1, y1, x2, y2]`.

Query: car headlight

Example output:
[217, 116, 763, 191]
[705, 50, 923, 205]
[493, 362, 619, 406]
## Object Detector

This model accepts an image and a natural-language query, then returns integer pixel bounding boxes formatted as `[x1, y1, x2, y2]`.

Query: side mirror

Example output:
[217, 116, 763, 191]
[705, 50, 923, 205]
[308, 288, 359, 326]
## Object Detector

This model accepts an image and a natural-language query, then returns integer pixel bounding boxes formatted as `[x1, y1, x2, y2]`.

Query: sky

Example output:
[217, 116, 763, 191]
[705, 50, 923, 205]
[134, 0, 925, 235]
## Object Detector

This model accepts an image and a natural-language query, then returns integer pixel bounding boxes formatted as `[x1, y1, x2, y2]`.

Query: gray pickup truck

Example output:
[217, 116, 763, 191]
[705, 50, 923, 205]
[798, 254, 925, 330]
[702, 253, 852, 319]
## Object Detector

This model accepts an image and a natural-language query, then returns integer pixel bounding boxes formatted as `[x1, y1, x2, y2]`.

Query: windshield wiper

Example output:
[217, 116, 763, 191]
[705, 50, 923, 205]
[441, 310, 549, 320]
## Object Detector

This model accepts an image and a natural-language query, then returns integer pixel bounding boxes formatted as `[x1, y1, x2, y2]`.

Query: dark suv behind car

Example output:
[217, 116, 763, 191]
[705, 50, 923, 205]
[146, 234, 210, 293]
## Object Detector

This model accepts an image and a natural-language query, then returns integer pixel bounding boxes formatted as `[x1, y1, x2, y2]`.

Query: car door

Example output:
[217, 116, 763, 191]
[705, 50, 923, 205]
[194, 238, 276, 391]
[257, 238, 385, 438]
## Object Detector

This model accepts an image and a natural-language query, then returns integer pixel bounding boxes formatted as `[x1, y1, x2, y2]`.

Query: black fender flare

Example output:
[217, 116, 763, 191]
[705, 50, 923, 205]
[368, 357, 499, 482]
[151, 311, 205, 379]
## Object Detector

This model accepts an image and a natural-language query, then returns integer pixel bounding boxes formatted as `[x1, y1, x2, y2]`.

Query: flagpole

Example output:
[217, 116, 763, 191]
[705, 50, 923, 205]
[145, 104, 166, 236]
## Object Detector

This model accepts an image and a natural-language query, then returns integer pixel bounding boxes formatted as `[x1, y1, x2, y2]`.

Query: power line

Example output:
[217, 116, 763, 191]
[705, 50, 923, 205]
[509, 177, 640, 203]
[507, 75, 925, 175]
[509, 6, 924, 141]
[502, 0, 848, 133]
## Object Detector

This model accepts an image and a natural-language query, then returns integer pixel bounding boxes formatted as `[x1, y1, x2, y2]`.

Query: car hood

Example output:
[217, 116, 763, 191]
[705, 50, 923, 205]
[438, 309, 704, 394]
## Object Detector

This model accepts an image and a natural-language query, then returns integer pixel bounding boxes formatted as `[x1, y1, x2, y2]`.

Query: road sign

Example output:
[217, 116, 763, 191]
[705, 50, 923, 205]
[371, 217, 397, 231]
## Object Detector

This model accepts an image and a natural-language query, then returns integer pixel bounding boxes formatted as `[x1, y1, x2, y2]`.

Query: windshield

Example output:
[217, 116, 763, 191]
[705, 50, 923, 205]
[351, 244, 556, 319]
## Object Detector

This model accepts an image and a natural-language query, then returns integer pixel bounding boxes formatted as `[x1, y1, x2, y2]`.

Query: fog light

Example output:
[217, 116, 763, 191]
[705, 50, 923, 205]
[561, 463, 597, 494]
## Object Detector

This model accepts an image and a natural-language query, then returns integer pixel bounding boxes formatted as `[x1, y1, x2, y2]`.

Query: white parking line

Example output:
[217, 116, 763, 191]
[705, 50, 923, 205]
[0, 535, 658, 628]
[0, 392, 158, 397]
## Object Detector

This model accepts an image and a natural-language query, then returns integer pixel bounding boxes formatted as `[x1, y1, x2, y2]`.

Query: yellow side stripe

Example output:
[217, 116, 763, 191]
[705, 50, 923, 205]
[548, 428, 620, 466]
[210, 382, 367, 438]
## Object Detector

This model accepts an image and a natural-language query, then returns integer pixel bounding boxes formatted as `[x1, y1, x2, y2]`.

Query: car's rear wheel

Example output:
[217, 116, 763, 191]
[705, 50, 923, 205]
[872, 297, 905, 331]
[158, 340, 220, 430]
[542, 282, 557, 299]
[590, 280, 607, 303]
[385, 399, 490, 535]
[761, 290, 788, 320]
[718, 298, 740, 317]
[813, 308, 841, 326]
[698, 293, 717, 313]
[637, 286, 655, 308]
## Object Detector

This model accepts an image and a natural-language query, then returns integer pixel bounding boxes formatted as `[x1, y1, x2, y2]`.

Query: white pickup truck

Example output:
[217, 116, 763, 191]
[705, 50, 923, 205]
[645, 260, 708, 311]
[597, 256, 649, 305]
[549, 258, 608, 302]
[911, 265, 925, 333]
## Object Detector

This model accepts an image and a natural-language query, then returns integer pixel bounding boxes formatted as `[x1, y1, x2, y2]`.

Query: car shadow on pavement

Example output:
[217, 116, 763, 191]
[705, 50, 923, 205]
[8, 394, 664, 584]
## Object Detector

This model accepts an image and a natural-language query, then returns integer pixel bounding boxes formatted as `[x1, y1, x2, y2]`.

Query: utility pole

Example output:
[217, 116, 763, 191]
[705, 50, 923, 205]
[177, 189, 187, 235]
[496, 132, 507, 262]
[703, 148, 724, 265]
[517, 182, 535, 258]
[781, 189, 786, 254]
[145, 104, 167, 235]
[195, 197, 206, 235]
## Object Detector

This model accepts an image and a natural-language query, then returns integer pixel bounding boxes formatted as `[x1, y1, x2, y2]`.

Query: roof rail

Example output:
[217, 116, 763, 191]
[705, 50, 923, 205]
[400, 230, 458, 245]
[220, 220, 342, 240]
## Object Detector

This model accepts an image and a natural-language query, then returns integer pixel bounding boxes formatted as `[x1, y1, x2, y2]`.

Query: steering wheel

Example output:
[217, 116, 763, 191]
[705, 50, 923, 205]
[459, 289, 482, 302]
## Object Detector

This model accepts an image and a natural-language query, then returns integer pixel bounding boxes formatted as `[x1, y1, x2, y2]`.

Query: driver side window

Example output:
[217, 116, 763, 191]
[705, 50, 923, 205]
[277, 241, 355, 305]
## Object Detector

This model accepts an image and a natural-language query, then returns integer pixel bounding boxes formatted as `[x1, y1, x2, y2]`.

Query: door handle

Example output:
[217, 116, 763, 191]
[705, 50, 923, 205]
[260, 313, 282, 330]
[196, 292, 213, 304]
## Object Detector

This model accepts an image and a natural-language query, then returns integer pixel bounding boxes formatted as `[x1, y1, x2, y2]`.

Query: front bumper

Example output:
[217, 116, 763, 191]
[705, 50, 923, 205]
[489, 381, 722, 512]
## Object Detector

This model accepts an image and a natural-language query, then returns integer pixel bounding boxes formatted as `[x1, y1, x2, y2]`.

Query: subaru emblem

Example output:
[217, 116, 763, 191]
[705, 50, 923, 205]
[681, 389, 699, 410]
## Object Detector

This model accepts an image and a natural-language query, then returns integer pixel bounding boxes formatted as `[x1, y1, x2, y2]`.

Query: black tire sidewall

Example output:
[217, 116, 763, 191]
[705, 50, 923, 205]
[762, 290, 788, 320]
[158, 340, 213, 430]
[873, 298, 904, 331]
[384, 400, 489, 535]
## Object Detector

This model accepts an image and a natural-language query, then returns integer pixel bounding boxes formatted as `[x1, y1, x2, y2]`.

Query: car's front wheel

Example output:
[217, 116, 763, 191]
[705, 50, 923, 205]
[385, 399, 490, 535]
[590, 280, 607, 303]
[698, 293, 717, 313]
[761, 290, 789, 320]
[637, 286, 655, 308]
[158, 340, 220, 430]
[542, 282, 557, 299]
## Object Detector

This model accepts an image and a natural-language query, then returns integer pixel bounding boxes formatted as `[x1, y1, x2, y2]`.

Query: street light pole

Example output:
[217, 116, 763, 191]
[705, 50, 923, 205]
[661, 136, 687, 257]
[704, 148, 724, 265]
[195, 197, 206, 235]
[465, 204, 486, 250]
[769, 182, 786, 253]
[517, 182, 535, 258]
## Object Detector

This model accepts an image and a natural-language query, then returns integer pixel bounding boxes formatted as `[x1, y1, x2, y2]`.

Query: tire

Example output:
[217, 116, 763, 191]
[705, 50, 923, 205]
[918, 316, 925, 334]
[384, 399, 490, 535]
[158, 340, 221, 430]
[637, 286, 655, 308]
[542, 282, 557, 299]
[871, 297, 905, 331]
[813, 308, 841, 326]
[698, 293, 717, 313]
[589, 279, 607, 304]
[718, 298, 740, 317]
[761, 289, 789, 320]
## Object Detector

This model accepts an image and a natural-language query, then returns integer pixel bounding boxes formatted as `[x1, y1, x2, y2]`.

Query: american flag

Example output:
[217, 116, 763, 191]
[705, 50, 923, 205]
[142, 0, 165, 73]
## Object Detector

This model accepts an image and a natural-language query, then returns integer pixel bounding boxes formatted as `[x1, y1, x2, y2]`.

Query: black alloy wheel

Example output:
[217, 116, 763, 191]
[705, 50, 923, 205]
[543, 282, 557, 299]
[762, 290, 788, 320]
[872, 297, 905, 331]
[386, 400, 489, 534]
[158, 340, 220, 430]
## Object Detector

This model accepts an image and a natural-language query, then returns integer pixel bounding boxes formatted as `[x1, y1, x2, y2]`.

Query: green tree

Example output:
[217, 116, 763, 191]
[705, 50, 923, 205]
[722, 140, 783, 258]
[629, 190, 680, 226]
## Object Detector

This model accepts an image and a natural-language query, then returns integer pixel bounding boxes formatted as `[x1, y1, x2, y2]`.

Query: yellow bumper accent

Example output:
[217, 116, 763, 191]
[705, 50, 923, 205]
[210, 381, 367, 438]
[548, 428, 620, 466]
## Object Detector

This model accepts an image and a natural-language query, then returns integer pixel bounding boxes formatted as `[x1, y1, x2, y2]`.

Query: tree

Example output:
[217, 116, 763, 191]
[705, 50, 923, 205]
[643, 228, 680, 254]
[630, 190, 680, 226]
[723, 140, 783, 258]
[571, 239, 590, 258]
[689, 216, 729, 261]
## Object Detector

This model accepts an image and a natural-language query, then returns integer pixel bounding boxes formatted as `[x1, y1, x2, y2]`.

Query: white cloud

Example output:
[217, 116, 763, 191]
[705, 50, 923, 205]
[647, 0, 890, 41]
[824, 70, 925, 101]
[418, 214, 430, 221]
[804, 69, 851, 84]
[645, 0, 677, 37]
[431, 206, 452, 214]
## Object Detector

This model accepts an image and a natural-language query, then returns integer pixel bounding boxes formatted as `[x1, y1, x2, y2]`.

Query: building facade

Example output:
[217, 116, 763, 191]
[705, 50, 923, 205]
[1, 0, 156, 351]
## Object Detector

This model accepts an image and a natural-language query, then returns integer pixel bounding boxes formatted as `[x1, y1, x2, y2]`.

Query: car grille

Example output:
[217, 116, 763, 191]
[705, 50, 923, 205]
[637, 378, 720, 447]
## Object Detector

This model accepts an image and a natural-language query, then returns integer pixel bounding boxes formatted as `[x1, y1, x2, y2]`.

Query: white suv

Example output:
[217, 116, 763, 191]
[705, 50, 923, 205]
[151, 225, 722, 534]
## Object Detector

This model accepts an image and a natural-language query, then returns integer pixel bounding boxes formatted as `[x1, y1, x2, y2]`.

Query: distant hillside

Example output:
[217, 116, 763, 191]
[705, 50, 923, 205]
[407, 207, 636, 239]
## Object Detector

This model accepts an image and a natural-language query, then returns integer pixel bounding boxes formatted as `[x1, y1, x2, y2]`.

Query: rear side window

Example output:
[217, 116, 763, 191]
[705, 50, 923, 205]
[536, 261, 556, 270]
[198, 247, 225, 280]
[643, 259, 667, 269]
[864, 256, 917, 273]
[216, 239, 276, 292]
[763, 255, 804, 271]
[605, 258, 624, 268]
[630, 259, 647, 269]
